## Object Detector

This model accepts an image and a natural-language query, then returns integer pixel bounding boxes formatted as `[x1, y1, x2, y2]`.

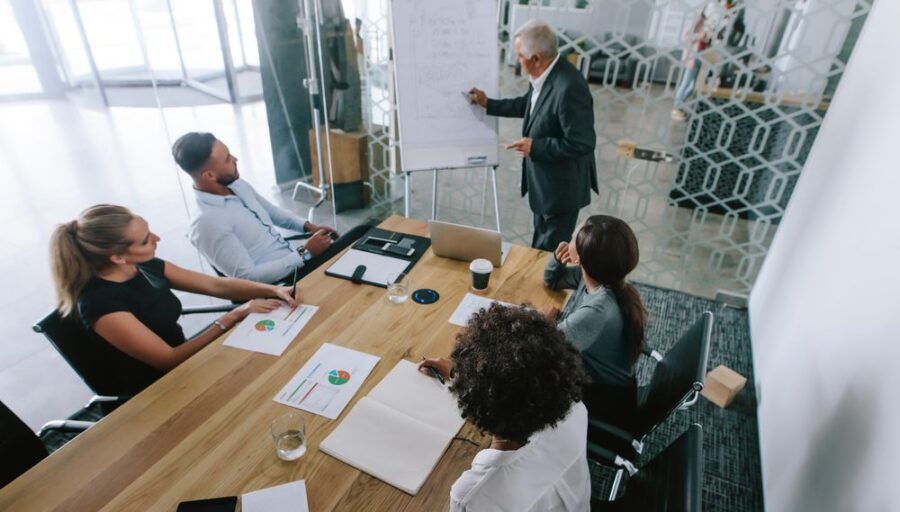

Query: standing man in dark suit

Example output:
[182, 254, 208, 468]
[469, 20, 598, 251]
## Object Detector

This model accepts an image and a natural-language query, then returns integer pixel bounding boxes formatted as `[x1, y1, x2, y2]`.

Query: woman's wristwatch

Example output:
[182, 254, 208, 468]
[298, 247, 313, 262]
[213, 320, 229, 332]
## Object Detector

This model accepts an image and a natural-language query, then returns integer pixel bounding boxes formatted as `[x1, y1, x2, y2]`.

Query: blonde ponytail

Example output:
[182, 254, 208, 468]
[49, 205, 136, 316]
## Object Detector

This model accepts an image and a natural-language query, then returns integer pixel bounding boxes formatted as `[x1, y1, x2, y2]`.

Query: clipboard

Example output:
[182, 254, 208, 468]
[325, 228, 431, 288]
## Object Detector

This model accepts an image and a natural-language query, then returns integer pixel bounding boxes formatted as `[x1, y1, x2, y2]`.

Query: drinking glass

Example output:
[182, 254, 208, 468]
[270, 412, 307, 461]
[386, 272, 410, 304]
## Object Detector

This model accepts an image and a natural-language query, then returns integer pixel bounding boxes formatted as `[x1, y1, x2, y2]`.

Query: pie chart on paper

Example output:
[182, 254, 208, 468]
[328, 369, 351, 385]
[254, 319, 276, 332]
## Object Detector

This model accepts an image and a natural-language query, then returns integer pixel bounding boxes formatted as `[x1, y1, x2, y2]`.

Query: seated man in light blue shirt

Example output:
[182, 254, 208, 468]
[173, 132, 369, 284]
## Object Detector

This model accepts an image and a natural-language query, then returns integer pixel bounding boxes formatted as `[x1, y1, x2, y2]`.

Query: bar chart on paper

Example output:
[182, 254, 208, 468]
[274, 343, 380, 419]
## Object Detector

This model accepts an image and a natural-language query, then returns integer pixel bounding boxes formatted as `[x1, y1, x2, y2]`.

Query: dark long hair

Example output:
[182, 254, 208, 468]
[575, 215, 647, 363]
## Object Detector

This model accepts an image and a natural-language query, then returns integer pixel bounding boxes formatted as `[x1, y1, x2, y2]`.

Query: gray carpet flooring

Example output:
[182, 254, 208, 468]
[589, 282, 763, 511]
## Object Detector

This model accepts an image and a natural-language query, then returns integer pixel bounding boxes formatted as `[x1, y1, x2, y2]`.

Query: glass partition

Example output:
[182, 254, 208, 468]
[38, 0, 260, 105]
[347, 0, 872, 298]
[0, 0, 42, 96]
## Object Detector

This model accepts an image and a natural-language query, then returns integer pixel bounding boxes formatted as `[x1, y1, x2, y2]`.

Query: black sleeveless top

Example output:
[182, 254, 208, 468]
[77, 258, 184, 394]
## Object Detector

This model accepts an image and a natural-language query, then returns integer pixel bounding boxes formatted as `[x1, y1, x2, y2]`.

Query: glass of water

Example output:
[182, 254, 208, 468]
[386, 272, 410, 304]
[270, 412, 307, 461]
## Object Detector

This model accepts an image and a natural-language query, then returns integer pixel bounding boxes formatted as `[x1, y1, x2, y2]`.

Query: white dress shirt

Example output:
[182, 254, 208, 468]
[450, 402, 591, 512]
[190, 179, 308, 283]
[529, 53, 561, 115]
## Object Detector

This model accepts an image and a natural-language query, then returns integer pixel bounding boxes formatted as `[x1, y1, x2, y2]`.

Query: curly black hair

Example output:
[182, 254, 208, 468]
[449, 303, 588, 444]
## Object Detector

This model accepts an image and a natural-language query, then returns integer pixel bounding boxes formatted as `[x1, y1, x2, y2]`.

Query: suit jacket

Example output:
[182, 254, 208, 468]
[487, 57, 598, 215]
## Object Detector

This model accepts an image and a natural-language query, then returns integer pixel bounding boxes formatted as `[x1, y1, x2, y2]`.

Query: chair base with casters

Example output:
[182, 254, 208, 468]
[585, 312, 713, 493]
[590, 424, 704, 511]
[33, 304, 237, 401]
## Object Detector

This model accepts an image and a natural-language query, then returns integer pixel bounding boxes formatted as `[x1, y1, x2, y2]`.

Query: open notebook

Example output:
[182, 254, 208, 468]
[319, 360, 466, 495]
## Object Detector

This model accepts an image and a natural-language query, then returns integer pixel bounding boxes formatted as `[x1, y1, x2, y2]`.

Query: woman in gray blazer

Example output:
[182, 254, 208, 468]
[543, 215, 647, 425]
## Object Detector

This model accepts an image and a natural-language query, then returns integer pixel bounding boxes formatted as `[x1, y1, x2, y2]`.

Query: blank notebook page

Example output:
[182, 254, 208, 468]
[367, 359, 464, 435]
[319, 397, 452, 494]
[319, 360, 466, 495]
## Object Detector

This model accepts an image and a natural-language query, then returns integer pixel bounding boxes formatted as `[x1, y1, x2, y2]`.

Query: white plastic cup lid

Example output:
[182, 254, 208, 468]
[469, 258, 493, 274]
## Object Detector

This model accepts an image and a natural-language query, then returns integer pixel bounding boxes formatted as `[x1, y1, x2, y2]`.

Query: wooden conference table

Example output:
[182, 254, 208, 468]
[0, 216, 567, 512]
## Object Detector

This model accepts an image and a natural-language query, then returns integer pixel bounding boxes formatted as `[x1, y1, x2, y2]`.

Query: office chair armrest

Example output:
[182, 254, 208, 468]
[182, 305, 238, 315]
[641, 345, 664, 362]
[87, 394, 129, 407]
[589, 417, 637, 445]
[88, 395, 120, 403]
[588, 417, 642, 458]
[87, 394, 130, 414]
[38, 420, 94, 436]
[587, 440, 619, 466]
[587, 440, 639, 479]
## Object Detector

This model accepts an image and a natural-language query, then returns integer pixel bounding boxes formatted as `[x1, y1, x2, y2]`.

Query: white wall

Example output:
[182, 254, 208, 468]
[749, 1, 900, 511]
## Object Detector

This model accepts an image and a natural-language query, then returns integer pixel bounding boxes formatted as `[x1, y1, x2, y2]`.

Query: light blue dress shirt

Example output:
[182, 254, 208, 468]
[190, 179, 308, 283]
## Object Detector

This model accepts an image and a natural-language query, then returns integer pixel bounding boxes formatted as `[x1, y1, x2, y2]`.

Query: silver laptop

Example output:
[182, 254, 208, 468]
[428, 220, 511, 267]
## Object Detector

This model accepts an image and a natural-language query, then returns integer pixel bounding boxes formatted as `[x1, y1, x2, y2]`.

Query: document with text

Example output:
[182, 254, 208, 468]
[448, 293, 515, 326]
[224, 304, 318, 356]
[273, 343, 380, 420]
[242, 480, 308, 512]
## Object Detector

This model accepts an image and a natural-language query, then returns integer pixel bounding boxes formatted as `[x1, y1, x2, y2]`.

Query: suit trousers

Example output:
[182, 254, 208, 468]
[531, 211, 580, 251]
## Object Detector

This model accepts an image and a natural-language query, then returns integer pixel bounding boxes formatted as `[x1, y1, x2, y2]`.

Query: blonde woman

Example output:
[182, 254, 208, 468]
[50, 204, 299, 393]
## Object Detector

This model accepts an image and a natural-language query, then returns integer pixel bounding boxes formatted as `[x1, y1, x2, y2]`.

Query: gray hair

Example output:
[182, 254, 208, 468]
[514, 20, 558, 59]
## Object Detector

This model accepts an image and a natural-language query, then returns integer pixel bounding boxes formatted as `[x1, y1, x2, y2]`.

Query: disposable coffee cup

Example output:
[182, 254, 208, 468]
[469, 258, 493, 291]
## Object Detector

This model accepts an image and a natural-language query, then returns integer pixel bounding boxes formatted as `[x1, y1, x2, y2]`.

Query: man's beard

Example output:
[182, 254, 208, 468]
[216, 172, 238, 186]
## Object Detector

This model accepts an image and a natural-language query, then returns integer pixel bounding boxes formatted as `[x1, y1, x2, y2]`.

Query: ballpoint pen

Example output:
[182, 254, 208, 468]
[420, 357, 446, 385]
[290, 265, 298, 303]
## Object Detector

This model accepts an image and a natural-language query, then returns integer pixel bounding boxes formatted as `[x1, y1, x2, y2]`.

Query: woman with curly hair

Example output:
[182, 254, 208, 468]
[419, 303, 591, 512]
[542, 214, 648, 424]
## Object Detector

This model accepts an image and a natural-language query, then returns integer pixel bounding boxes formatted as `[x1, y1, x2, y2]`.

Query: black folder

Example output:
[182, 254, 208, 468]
[324, 228, 431, 288]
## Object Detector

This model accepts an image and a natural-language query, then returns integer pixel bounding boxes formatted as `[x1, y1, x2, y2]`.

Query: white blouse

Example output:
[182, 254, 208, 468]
[450, 402, 591, 512]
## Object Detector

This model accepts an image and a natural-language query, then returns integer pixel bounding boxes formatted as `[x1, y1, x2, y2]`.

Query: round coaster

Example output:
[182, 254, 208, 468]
[412, 288, 440, 305]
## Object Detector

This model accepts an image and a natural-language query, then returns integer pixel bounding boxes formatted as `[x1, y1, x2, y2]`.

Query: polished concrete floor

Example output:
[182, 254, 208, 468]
[0, 84, 766, 431]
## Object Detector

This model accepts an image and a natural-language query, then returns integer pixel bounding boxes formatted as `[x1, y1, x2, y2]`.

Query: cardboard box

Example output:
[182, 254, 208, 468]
[308, 128, 388, 210]
[701, 365, 747, 409]
[309, 129, 369, 187]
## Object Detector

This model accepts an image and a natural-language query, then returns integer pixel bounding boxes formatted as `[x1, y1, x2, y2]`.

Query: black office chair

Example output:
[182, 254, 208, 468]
[1, 400, 92, 488]
[590, 424, 704, 511]
[586, 311, 713, 489]
[33, 304, 236, 402]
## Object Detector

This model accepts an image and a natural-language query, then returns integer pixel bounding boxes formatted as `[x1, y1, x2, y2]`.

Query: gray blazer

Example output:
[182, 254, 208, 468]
[544, 256, 634, 387]
[487, 57, 598, 215]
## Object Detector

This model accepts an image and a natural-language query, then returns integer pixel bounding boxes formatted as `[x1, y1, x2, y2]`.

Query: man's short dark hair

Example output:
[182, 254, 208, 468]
[449, 303, 588, 444]
[172, 132, 216, 174]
